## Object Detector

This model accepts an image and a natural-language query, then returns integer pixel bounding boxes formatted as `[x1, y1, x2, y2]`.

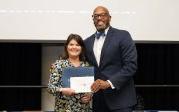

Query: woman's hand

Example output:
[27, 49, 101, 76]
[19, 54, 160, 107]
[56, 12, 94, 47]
[81, 93, 92, 104]
[60, 88, 75, 96]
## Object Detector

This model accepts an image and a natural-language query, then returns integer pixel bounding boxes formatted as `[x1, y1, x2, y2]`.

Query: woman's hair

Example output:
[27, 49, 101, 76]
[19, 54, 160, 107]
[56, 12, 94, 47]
[61, 33, 86, 62]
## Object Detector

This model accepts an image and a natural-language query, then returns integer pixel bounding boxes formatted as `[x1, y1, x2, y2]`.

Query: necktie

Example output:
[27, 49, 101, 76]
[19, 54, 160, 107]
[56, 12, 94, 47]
[95, 32, 105, 39]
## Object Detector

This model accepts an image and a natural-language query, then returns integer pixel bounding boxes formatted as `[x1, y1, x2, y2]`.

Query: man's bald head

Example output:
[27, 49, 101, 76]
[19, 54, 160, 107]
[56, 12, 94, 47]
[92, 6, 111, 32]
[93, 6, 110, 16]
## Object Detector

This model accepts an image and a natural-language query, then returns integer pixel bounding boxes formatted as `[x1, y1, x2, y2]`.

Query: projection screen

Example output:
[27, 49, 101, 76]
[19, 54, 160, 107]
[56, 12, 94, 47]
[0, 0, 179, 42]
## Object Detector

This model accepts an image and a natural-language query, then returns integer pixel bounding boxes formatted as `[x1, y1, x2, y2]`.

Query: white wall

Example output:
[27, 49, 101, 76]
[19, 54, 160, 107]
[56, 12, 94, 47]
[0, 0, 179, 41]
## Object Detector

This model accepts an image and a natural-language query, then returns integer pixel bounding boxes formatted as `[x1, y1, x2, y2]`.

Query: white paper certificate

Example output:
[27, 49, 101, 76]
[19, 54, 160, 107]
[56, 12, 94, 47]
[70, 76, 94, 93]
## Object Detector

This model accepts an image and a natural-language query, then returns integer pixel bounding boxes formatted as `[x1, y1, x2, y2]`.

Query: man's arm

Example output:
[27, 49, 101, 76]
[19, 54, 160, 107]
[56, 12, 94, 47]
[109, 31, 137, 90]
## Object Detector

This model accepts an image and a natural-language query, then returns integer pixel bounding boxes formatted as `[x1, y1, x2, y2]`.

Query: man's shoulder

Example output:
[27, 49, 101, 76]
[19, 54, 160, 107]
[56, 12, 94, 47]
[110, 27, 134, 42]
[110, 27, 129, 34]
[84, 34, 95, 42]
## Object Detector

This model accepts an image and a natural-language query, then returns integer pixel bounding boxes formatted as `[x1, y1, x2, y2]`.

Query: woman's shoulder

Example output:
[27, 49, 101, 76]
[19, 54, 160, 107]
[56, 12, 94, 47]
[54, 59, 67, 64]
[51, 59, 68, 68]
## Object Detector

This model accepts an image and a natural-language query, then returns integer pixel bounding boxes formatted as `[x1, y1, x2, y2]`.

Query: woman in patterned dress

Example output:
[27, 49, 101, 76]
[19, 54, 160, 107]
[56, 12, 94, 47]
[47, 34, 92, 112]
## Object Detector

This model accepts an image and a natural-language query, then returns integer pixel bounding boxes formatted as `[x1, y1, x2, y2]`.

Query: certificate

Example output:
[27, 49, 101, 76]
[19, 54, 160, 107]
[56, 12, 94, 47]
[70, 76, 94, 93]
[61, 67, 94, 88]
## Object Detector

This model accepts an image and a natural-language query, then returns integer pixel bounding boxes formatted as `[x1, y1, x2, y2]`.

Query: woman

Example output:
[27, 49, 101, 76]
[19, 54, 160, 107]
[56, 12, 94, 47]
[47, 34, 92, 112]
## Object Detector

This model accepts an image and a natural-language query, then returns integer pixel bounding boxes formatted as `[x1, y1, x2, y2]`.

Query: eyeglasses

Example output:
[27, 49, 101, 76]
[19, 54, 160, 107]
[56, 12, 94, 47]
[92, 13, 109, 20]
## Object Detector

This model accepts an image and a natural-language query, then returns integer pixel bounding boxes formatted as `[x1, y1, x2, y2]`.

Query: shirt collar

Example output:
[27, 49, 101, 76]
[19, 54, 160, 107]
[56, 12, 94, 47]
[95, 26, 110, 39]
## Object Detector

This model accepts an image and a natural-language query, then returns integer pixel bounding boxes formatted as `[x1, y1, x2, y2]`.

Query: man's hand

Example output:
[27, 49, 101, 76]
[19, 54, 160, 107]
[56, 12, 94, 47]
[91, 79, 111, 93]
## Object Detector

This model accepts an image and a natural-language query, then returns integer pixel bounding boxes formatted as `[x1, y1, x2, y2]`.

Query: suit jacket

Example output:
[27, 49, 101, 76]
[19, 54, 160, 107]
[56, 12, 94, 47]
[84, 27, 137, 110]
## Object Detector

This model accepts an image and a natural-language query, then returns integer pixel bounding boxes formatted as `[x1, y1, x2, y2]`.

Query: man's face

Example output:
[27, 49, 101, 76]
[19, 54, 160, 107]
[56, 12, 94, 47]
[92, 7, 111, 32]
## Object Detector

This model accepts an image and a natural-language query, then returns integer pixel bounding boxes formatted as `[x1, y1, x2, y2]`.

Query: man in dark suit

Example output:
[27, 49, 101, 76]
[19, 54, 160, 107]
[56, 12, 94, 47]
[84, 6, 137, 112]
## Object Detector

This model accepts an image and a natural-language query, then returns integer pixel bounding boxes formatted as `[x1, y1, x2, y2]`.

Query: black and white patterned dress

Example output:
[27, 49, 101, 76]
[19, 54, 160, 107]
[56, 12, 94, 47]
[47, 59, 92, 112]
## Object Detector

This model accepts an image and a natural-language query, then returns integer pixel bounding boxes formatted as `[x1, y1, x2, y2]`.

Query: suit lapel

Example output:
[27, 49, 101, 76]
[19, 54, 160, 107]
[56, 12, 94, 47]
[88, 35, 98, 66]
[99, 27, 113, 67]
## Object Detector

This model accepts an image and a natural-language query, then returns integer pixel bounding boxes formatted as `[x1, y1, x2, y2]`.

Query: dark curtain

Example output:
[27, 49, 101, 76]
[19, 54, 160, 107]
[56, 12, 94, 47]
[135, 43, 179, 110]
[1, 43, 179, 110]
[0, 43, 41, 111]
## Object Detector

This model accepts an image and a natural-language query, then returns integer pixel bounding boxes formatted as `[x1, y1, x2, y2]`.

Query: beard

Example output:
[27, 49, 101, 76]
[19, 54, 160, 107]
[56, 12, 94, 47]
[96, 25, 106, 32]
[94, 21, 109, 32]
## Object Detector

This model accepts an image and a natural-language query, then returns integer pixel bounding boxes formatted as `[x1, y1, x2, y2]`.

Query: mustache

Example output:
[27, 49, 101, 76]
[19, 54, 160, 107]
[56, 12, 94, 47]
[95, 24, 106, 30]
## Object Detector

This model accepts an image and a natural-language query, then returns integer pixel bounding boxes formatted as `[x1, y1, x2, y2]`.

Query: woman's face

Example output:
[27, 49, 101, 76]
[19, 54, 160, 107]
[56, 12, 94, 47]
[67, 39, 82, 58]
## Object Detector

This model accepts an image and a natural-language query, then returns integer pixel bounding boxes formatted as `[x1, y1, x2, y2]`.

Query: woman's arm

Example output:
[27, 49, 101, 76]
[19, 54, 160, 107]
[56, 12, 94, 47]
[47, 60, 75, 96]
[47, 62, 62, 96]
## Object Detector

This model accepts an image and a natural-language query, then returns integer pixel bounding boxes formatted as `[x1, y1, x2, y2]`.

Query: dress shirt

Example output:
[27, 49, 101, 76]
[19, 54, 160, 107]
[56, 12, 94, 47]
[93, 27, 115, 89]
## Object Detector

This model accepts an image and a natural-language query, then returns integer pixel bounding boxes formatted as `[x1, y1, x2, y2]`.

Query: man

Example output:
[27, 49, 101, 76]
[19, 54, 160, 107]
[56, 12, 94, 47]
[84, 6, 137, 112]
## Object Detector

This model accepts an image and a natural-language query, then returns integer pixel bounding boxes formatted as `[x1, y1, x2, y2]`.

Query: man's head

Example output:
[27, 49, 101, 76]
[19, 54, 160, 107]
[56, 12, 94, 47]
[92, 6, 111, 32]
